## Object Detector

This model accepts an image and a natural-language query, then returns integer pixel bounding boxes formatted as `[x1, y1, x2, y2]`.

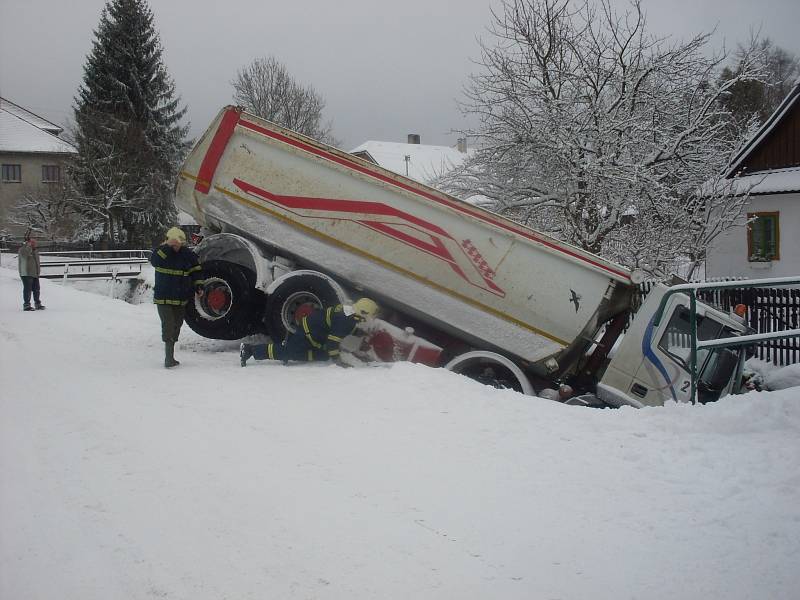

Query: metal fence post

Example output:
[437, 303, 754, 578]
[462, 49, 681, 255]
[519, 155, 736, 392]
[689, 292, 698, 404]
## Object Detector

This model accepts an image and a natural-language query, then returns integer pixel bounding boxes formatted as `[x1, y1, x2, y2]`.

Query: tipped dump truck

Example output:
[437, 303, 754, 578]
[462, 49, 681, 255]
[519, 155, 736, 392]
[175, 106, 763, 407]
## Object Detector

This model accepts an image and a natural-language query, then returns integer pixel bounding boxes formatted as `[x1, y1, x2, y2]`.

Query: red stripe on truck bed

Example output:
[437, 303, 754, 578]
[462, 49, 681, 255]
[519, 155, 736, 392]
[195, 108, 242, 194]
[235, 117, 632, 283]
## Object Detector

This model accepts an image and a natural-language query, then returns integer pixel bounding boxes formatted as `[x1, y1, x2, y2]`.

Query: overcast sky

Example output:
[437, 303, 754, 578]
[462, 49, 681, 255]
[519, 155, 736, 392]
[1, 0, 799, 150]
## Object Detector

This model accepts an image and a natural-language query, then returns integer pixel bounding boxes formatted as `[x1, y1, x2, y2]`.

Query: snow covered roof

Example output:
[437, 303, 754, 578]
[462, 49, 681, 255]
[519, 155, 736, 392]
[725, 81, 800, 178]
[725, 167, 800, 196]
[350, 140, 470, 183]
[0, 97, 62, 135]
[0, 107, 77, 155]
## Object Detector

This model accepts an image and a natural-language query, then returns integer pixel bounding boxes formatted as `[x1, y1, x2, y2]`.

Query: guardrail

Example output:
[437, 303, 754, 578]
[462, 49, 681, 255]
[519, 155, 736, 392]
[39, 250, 151, 260]
[37, 250, 151, 282]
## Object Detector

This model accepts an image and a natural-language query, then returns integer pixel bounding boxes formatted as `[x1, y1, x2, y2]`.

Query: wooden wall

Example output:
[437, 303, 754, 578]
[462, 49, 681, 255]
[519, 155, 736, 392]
[740, 101, 800, 173]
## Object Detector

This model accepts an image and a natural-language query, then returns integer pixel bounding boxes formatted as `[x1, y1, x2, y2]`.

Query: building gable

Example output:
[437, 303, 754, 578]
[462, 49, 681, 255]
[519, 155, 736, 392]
[739, 100, 800, 173]
[727, 82, 800, 176]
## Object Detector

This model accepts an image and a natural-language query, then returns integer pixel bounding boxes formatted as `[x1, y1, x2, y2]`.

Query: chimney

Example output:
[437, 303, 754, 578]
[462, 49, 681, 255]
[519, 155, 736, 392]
[457, 137, 467, 153]
[407, 133, 420, 145]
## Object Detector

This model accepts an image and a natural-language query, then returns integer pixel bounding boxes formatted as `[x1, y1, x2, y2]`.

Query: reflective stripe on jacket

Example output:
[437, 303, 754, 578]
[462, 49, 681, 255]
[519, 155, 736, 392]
[149, 244, 203, 305]
[300, 304, 359, 358]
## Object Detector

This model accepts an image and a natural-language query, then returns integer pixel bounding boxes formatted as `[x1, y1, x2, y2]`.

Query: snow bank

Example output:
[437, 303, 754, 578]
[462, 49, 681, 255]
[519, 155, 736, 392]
[1, 266, 799, 600]
[745, 357, 800, 391]
[766, 364, 800, 391]
[65, 275, 153, 304]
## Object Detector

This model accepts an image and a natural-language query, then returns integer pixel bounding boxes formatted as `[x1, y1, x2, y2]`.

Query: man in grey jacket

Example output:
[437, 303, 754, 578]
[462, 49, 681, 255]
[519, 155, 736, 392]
[18, 236, 44, 311]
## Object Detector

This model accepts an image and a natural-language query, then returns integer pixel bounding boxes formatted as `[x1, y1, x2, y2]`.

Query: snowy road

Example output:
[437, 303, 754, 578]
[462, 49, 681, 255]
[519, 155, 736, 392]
[1, 267, 799, 599]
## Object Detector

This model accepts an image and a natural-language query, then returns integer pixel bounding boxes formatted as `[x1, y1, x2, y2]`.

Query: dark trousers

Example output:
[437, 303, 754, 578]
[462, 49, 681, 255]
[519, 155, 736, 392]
[21, 276, 41, 306]
[252, 332, 327, 362]
[157, 304, 186, 343]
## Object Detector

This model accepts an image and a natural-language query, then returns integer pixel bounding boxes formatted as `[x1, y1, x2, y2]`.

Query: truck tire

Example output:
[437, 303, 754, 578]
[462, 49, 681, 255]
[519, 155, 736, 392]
[445, 351, 534, 395]
[185, 260, 261, 340]
[266, 274, 341, 342]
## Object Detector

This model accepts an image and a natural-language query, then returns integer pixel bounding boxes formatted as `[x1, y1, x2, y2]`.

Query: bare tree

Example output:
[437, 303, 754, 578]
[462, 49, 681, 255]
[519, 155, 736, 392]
[720, 36, 800, 125]
[435, 0, 766, 277]
[9, 186, 82, 243]
[601, 175, 758, 279]
[66, 147, 144, 245]
[232, 56, 338, 145]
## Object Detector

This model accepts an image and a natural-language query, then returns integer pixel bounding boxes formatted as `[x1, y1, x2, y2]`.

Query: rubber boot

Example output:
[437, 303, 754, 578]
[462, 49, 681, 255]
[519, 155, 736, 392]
[35, 302, 46, 310]
[23, 303, 34, 311]
[165, 342, 180, 368]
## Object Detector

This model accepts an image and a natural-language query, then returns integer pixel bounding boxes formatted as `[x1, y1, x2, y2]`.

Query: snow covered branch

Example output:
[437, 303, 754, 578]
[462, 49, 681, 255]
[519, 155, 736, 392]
[436, 0, 767, 274]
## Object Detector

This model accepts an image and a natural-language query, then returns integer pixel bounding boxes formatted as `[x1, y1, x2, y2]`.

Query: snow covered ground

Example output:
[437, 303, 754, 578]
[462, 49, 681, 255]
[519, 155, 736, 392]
[1, 266, 799, 600]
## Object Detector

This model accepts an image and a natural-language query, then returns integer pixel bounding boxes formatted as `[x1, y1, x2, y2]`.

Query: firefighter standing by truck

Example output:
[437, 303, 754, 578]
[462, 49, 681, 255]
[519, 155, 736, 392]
[240, 298, 379, 366]
[150, 227, 204, 368]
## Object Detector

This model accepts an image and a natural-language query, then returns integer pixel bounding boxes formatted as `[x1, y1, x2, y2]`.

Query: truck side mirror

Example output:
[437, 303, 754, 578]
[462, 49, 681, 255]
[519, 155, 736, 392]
[699, 348, 739, 392]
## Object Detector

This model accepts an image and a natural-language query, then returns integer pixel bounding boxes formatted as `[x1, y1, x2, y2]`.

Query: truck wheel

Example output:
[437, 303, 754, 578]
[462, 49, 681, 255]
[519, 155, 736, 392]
[185, 260, 261, 340]
[445, 351, 534, 395]
[267, 274, 341, 342]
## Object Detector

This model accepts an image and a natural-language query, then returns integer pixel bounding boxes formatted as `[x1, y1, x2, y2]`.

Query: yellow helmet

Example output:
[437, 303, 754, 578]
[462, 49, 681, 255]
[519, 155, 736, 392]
[165, 227, 186, 243]
[352, 297, 378, 321]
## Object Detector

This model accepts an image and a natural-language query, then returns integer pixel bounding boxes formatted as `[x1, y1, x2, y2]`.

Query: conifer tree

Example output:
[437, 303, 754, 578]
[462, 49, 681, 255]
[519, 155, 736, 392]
[72, 0, 188, 246]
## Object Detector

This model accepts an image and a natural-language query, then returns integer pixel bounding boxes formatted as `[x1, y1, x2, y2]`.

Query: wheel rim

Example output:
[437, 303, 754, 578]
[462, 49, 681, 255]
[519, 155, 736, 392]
[281, 291, 322, 333]
[445, 351, 533, 395]
[196, 277, 233, 320]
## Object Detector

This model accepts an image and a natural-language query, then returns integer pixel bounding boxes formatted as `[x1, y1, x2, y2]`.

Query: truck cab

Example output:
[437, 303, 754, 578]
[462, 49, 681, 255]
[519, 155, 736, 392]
[598, 284, 748, 407]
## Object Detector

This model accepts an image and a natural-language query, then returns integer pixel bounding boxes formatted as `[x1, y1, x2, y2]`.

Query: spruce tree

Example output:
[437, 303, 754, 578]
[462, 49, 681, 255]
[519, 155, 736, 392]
[73, 0, 188, 246]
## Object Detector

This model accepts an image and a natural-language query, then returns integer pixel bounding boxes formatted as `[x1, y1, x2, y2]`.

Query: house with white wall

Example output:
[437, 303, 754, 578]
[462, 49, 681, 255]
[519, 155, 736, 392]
[706, 82, 800, 279]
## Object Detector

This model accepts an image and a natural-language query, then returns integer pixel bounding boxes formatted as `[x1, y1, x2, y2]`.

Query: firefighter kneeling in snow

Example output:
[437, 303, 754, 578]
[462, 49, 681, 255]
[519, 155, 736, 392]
[240, 298, 378, 367]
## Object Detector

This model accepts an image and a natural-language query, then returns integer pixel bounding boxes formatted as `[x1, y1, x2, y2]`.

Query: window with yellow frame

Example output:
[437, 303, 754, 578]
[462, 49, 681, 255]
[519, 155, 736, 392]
[747, 212, 780, 262]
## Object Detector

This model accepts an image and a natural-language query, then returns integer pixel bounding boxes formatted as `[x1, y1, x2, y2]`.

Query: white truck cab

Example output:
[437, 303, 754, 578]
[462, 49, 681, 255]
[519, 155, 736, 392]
[599, 284, 748, 407]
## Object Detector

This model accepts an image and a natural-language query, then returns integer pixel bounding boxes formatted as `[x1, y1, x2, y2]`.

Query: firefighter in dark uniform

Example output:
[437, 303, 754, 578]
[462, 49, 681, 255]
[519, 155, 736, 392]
[239, 298, 379, 366]
[150, 227, 204, 368]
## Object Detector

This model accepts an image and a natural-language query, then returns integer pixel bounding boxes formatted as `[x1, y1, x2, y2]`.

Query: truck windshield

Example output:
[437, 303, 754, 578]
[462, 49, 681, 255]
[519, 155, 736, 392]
[657, 306, 728, 369]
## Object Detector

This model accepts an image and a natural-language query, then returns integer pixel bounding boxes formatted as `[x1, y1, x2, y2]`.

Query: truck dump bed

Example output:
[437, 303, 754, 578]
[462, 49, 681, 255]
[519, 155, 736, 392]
[175, 107, 633, 363]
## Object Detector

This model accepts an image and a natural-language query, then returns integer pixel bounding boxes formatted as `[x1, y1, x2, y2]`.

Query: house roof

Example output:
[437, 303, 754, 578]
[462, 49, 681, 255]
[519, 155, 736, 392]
[350, 140, 470, 183]
[723, 167, 800, 196]
[0, 107, 77, 155]
[725, 80, 800, 178]
[0, 97, 63, 135]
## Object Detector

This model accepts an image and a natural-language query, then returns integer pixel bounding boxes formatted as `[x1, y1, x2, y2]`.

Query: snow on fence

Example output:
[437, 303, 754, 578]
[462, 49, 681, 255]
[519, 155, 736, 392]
[37, 250, 151, 282]
[634, 281, 800, 366]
